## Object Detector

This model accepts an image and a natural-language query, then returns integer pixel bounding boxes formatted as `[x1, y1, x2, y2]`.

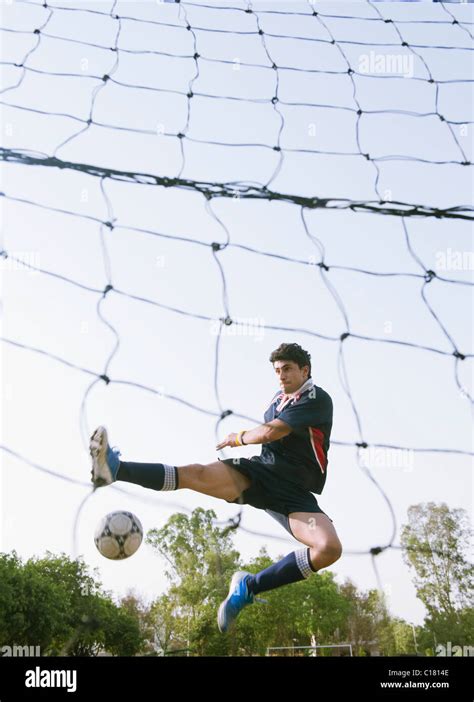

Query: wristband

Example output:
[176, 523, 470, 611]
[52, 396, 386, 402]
[236, 430, 247, 446]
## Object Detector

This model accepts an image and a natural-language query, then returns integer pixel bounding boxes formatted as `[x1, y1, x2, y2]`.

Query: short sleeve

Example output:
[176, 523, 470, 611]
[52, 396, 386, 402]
[278, 396, 332, 431]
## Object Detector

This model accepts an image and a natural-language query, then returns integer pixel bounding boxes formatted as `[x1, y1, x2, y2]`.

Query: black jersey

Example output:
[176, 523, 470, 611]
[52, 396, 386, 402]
[255, 378, 333, 494]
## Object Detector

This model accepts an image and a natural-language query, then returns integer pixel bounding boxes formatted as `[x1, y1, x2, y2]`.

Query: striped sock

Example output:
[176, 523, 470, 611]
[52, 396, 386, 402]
[247, 548, 317, 595]
[117, 461, 179, 491]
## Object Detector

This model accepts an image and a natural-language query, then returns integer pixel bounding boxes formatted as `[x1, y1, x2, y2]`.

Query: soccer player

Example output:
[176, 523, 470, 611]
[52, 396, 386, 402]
[89, 342, 342, 633]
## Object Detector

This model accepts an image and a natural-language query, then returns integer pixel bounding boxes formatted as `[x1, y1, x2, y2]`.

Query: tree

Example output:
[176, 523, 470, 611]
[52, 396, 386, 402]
[147, 511, 351, 656]
[147, 508, 348, 656]
[0, 551, 68, 651]
[339, 580, 388, 655]
[401, 502, 474, 652]
[148, 593, 183, 655]
[0, 552, 145, 656]
[418, 607, 474, 653]
[400, 503, 473, 617]
[120, 592, 156, 655]
[145, 506, 437, 656]
[378, 618, 420, 657]
[146, 507, 241, 655]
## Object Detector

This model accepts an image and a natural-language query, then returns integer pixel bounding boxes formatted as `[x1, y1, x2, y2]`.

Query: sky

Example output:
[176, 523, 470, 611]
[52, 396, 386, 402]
[0, 0, 473, 636]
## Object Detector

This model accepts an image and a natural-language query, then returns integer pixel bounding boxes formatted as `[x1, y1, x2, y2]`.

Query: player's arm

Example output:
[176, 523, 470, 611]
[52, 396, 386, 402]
[240, 418, 292, 445]
[216, 419, 292, 450]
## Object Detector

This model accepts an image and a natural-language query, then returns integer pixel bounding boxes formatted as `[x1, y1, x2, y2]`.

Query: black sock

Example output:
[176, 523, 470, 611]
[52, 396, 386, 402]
[247, 548, 317, 595]
[117, 461, 179, 491]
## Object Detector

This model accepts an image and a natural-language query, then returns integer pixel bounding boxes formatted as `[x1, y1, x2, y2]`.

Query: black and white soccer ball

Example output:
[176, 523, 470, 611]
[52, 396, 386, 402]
[94, 511, 143, 560]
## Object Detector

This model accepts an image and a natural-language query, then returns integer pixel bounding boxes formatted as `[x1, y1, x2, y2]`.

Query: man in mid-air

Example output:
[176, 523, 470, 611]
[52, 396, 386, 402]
[89, 342, 342, 633]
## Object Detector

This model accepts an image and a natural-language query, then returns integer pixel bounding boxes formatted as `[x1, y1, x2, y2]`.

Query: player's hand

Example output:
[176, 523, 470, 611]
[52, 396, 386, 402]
[216, 433, 240, 450]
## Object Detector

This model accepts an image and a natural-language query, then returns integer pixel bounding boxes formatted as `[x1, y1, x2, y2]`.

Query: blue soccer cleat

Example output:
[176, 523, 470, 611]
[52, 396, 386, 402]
[89, 426, 121, 487]
[217, 570, 267, 633]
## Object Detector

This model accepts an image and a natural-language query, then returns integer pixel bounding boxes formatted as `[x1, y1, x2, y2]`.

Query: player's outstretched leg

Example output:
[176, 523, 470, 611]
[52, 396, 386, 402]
[90, 425, 179, 491]
[89, 425, 250, 500]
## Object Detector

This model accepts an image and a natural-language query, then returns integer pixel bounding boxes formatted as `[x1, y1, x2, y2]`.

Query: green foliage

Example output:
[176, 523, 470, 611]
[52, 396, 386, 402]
[401, 502, 474, 654]
[417, 607, 474, 654]
[338, 580, 397, 656]
[145, 508, 400, 656]
[400, 502, 473, 616]
[146, 507, 241, 655]
[0, 551, 144, 656]
[378, 618, 420, 657]
[3, 502, 471, 656]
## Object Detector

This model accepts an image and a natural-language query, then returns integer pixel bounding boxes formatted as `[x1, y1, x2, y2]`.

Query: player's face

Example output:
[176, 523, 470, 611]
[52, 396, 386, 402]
[273, 360, 309, 394]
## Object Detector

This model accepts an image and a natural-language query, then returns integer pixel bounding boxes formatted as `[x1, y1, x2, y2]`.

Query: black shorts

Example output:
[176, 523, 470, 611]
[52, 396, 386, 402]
[218, 456, 333, 538]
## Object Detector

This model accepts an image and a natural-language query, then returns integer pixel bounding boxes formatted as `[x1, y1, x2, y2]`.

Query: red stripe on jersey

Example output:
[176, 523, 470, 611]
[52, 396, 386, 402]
[308, 427, 326, 473]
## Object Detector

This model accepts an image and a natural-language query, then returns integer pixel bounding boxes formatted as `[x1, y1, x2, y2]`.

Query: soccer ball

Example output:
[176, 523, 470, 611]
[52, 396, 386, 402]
[94, 511, 143, 560]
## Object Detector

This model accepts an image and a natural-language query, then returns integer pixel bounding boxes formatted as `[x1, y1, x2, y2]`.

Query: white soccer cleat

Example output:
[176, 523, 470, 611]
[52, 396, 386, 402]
[89, 426, 121, 487]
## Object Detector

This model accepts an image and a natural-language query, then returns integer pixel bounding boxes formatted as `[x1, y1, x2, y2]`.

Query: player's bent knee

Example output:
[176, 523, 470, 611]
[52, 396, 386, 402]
[311, 539, 342, 565]
[322, 540, 343, 564]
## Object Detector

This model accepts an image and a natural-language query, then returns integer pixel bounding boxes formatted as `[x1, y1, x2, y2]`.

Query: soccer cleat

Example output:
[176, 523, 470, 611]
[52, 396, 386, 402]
[89, 426, 121, 487]
[217, 570, 267, 633]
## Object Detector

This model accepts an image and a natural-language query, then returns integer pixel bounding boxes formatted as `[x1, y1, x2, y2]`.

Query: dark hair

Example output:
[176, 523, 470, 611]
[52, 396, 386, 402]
[269, 343, 311, 377]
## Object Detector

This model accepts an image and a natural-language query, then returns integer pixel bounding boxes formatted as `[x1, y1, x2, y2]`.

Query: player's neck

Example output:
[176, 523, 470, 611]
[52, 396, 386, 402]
[285, 376, 313, 398]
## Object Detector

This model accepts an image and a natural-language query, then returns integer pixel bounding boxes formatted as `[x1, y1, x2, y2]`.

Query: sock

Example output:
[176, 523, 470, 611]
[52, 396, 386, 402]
[247, 548, 318, 595]
[117, 461, 179, 491]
